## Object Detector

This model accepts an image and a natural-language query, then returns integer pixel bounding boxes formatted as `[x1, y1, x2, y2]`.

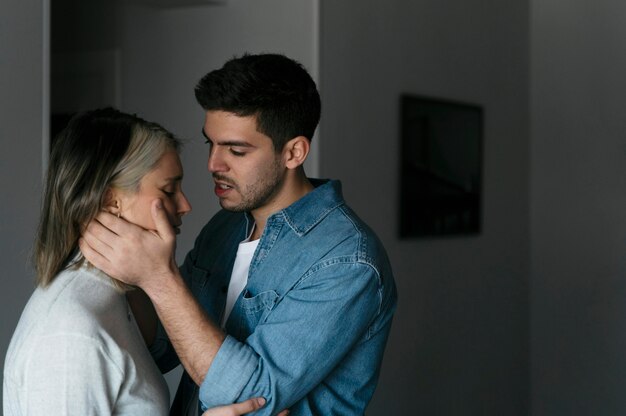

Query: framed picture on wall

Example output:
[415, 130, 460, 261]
[399, 94, 483, 238]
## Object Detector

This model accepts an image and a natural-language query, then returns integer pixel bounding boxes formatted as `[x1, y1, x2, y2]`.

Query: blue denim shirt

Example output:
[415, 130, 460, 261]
[152, 179, 397, 415]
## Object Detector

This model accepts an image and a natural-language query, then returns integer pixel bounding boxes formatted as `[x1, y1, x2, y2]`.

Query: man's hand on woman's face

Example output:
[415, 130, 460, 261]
[79, 199, 177, 291]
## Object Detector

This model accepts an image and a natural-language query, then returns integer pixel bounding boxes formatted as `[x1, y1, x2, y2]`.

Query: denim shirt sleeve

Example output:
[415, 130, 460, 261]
[198, 260, 384, 414]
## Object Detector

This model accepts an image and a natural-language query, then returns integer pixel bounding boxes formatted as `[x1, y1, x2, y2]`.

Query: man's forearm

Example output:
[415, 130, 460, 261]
[143, 270, 226, 385]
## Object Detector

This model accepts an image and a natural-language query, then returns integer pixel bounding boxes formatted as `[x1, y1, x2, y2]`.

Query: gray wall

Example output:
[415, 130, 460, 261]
[530, 1, 626, 414]
[3, 0, 530, 413]
[0, 0, 46, 412]
[320, 1, 529, 414]
[8, 0, 626, 415]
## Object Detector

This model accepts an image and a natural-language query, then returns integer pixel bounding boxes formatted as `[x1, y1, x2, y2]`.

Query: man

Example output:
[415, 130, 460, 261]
[81, 53, 397, 415]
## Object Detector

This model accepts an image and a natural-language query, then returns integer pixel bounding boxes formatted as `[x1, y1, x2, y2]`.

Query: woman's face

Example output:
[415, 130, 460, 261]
[112, 150, 191, 234]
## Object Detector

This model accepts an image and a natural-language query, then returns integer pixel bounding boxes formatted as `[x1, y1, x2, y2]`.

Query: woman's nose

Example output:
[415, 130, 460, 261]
[178, 192, 192, 215]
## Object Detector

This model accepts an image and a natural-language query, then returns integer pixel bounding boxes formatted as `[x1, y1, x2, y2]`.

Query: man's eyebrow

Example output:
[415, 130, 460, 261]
[202, 129, 254, 148]
[220, 140, 254, 147]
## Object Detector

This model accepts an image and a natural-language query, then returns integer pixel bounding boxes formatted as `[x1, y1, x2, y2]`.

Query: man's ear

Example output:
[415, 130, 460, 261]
[282, 136, 310, 169]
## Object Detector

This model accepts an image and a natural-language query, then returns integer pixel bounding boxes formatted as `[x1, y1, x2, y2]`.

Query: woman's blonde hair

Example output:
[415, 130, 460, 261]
[34, 108, 181, 289]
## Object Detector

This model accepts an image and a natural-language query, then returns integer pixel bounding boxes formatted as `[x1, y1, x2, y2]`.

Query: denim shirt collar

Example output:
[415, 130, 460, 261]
[245, 179, 345, 237]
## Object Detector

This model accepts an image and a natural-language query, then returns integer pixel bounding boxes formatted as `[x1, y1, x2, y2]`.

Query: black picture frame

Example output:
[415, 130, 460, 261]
[399, 94, 483, 238]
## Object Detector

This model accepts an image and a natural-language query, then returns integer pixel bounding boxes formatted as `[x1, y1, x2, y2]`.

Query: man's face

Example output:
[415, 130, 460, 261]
[203, 110, 286, 213]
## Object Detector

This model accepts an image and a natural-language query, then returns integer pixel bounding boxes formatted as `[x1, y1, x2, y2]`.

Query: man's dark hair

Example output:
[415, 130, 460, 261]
[194, 53, 321, 151]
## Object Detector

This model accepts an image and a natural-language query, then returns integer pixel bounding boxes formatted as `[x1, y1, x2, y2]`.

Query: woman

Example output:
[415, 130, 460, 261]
[2, 108, 270, 415]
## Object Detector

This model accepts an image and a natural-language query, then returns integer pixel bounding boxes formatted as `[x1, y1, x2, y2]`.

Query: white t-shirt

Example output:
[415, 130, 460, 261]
[3, 262, 169, 415]
[221, 237, 260, 328]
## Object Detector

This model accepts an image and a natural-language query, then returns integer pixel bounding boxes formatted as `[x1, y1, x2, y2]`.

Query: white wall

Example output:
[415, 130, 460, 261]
[0, 0, 46, 411]
[320, 1, 530, 414]
[531, 1, 626, 414]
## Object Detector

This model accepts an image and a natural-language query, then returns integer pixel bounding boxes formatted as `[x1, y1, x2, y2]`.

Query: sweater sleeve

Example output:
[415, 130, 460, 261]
[18, 333, 125, 414]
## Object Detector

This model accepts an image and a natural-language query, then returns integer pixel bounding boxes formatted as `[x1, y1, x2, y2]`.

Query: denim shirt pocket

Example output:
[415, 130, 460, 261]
[238, 290, 279, 336]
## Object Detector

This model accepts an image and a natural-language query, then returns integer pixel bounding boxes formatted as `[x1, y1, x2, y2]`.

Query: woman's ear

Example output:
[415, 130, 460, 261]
[103, 188, 122, 215]
[283, 136, 310, 169]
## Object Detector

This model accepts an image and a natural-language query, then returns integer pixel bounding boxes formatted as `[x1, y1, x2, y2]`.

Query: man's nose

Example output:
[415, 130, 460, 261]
[207, 151, 226, 173]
